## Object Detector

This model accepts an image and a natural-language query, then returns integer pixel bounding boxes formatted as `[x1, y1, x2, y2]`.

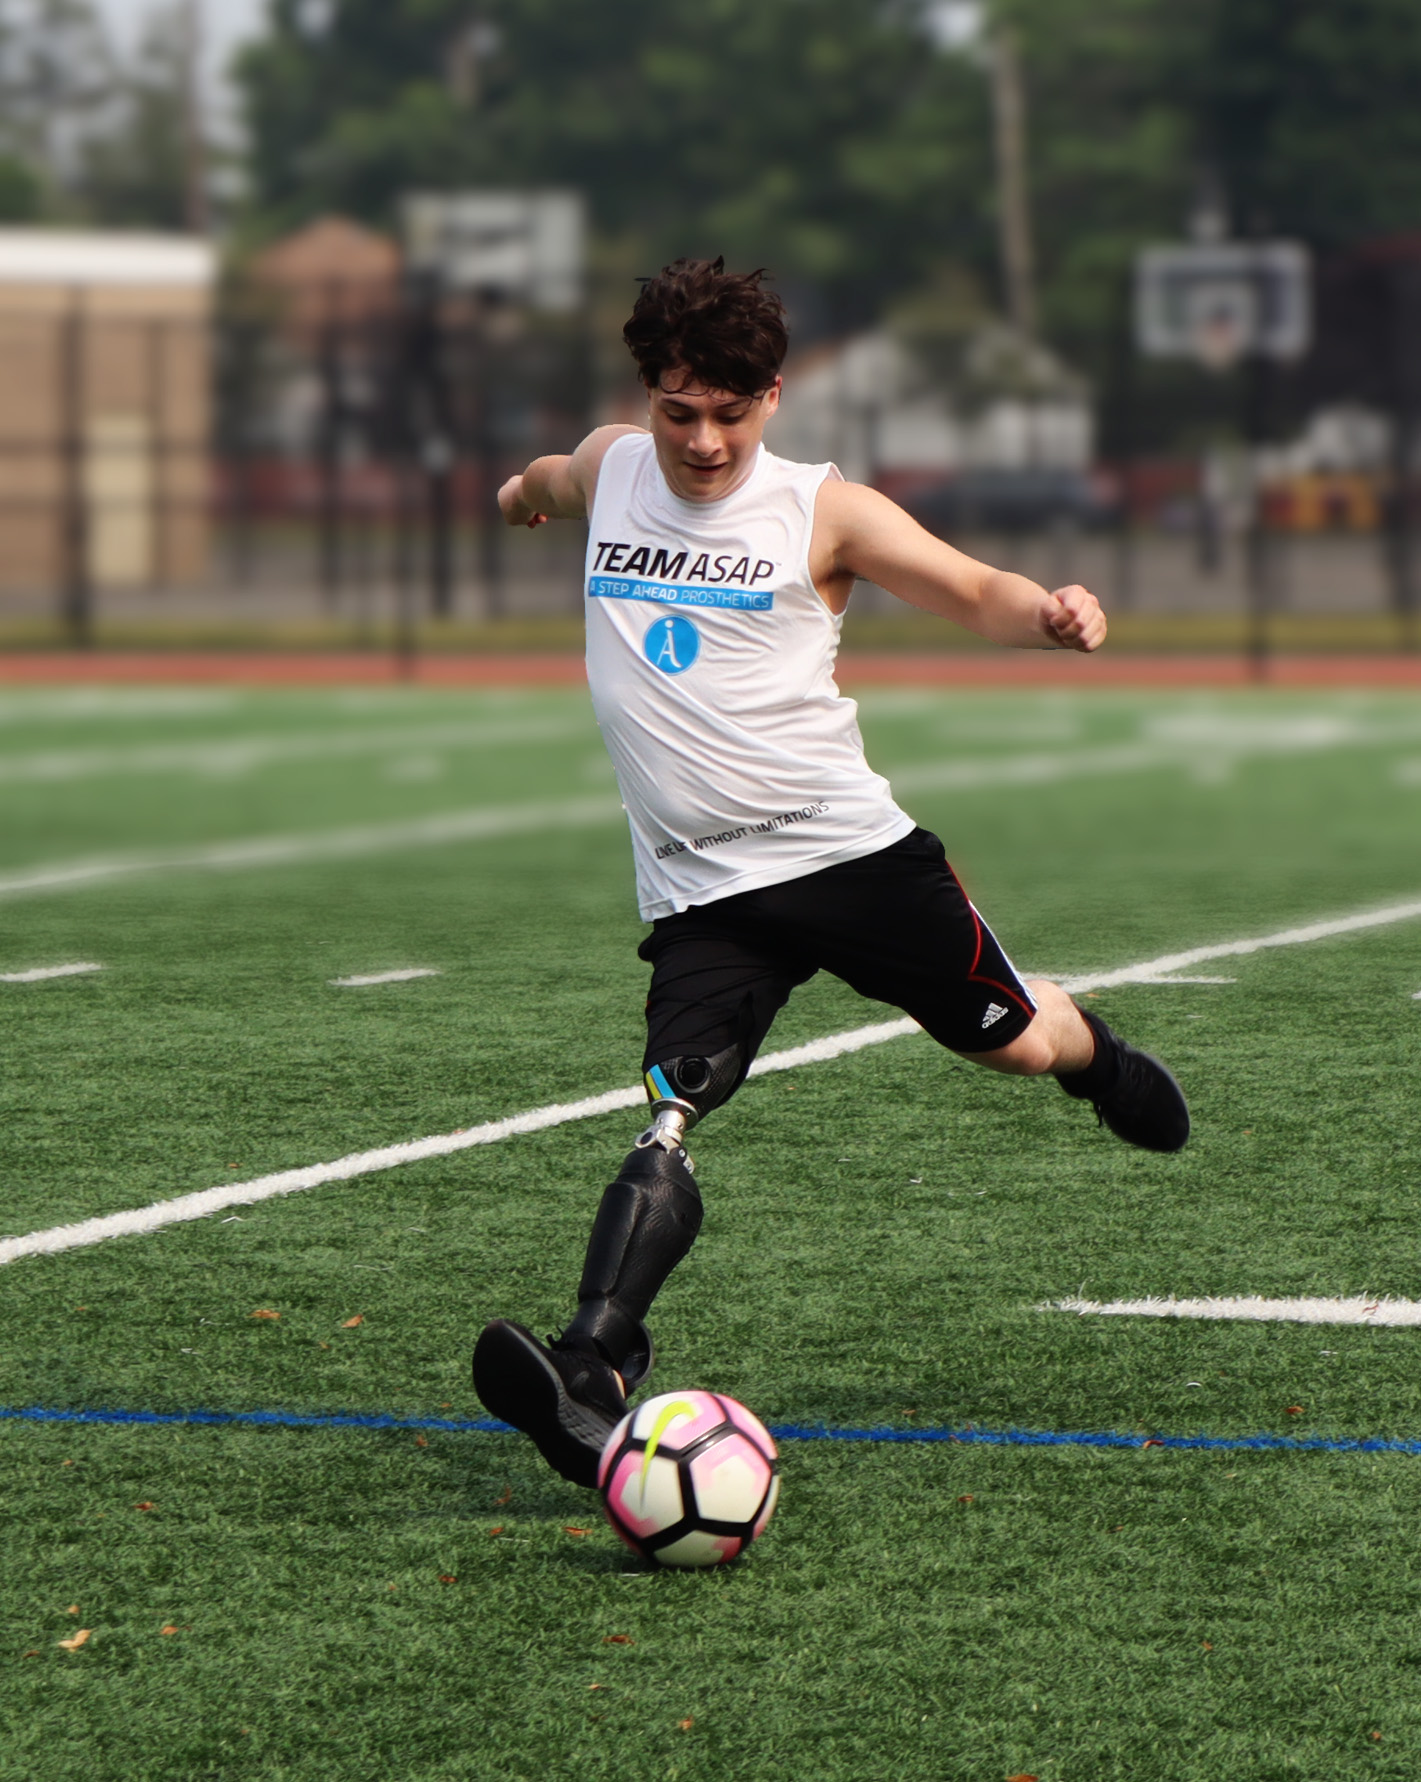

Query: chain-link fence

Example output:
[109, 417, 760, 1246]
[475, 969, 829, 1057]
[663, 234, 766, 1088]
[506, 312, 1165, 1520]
[0, 278, 593, 643]
[2, 271, 1418, 655]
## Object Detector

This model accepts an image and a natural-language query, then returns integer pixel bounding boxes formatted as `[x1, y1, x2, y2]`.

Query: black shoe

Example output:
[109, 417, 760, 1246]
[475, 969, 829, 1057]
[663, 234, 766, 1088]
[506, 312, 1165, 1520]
[1058, 1009, 1190, 1152]
[472, 1319, 629, 1489]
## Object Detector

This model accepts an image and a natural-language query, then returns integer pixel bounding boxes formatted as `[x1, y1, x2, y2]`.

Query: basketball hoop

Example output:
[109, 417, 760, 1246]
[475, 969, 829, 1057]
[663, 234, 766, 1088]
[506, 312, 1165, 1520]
[1184, 281, 1256, 371]
[1136, 242, 1311, 369]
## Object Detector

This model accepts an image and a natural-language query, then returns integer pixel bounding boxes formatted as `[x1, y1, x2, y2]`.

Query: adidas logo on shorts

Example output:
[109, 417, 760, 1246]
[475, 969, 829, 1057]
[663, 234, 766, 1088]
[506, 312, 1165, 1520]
[980, 1002, 1010, 1029]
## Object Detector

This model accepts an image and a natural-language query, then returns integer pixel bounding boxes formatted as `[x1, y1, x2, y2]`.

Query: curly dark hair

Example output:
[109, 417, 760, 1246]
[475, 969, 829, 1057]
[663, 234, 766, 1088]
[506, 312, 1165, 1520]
[623, 257, 788, 398]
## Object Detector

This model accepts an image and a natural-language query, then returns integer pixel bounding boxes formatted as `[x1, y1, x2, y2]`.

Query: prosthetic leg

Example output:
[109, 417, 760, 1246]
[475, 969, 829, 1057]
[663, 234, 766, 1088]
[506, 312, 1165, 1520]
[556, 1041, 745, 1381]
[472, 1042, 745, 1488]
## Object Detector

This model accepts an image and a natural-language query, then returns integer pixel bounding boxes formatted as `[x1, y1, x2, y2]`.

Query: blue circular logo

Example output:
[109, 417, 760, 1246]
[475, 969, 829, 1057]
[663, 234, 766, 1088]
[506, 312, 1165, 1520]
[643, 613, 700, 675]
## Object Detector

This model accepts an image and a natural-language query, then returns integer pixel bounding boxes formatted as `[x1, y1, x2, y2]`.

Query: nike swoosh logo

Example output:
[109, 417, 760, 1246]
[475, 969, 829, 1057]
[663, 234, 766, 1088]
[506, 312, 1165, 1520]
[639, 1399, 697, 1500]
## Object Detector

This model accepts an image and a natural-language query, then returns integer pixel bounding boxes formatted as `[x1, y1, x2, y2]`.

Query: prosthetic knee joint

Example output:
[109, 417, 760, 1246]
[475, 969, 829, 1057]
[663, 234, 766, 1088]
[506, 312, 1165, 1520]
[558, 1043, 745, 1386]
[636, 1041, 747, 1155]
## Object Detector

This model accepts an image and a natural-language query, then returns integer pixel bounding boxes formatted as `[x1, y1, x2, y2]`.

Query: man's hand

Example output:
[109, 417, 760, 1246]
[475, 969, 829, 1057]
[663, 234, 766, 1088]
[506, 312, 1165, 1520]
[498, 475, 548, 529]
[1042, 584, 1106, 653]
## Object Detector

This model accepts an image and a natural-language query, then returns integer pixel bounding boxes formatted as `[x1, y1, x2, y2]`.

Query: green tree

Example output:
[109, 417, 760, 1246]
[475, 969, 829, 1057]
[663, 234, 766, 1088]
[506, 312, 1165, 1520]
[0, 0, 114, 180]
[74, 2, 198, 229]
[234, 0, 1421, 445]
[999, 0, 1421, 446]
[0, 150, 42, 218]
[236, 0, 994, 328]
[1197, 0, 1421, 248]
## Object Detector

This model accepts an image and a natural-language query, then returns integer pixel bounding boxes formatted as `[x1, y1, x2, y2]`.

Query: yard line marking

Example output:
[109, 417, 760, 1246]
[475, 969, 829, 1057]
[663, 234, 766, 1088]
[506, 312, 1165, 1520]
[893, 742, 1175, 792]
[890, 716, 1421, 798]
[0, 689, 239, 723]
[1055, 896, 1421, 994]
[0, 1020, 917, 1268]
[0, 794, 625, 900]
[5, 895, 1421, 1270]
[7, 1402, 1421, 1458]
[0, 961, 103, 983]
[4, 714, 1419, 902]
[330, 969, 442, 987]
[1052, 1295, 1421, 1327]
[1131, 973, 1238, 985]
[0, 715, 590, 784]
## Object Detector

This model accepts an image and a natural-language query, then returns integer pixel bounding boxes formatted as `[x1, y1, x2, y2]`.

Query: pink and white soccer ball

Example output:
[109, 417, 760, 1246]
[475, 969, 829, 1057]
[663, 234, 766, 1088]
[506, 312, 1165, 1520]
[597, 1389, 780, 1569]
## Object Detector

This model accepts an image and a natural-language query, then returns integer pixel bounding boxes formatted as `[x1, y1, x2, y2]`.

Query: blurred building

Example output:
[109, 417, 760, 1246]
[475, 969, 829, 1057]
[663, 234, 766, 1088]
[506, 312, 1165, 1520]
[239, 217, 404, 467]
[766, 324, 1093, 487]
[0, 230, 215, 595]
[249, 216, 402, 338]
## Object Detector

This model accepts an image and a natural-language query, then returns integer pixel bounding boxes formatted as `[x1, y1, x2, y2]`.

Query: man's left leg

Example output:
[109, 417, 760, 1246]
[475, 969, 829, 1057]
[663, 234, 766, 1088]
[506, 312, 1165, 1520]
[966, 976, 1189, 1153]
[472, 908, 806, 1488]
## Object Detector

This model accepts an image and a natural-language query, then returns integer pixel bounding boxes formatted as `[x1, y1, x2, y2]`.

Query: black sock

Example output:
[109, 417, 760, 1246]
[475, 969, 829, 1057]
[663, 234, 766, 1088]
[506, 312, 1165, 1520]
[1056, 1009, 1122, 1099]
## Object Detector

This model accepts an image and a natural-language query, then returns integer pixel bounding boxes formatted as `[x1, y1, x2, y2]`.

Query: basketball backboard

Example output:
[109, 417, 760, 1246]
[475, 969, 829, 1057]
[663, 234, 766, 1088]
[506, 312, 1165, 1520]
[1135, 242, 1312, 368]
[402, 190, 585, 311]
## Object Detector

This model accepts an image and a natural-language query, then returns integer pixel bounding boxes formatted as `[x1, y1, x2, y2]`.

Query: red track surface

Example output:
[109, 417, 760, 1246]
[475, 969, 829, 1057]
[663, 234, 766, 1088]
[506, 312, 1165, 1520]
[1, 650, 1420, 687]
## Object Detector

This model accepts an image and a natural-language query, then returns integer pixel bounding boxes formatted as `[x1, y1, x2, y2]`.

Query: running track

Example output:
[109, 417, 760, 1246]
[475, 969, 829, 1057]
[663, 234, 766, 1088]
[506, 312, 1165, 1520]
[3, 650, 1421, 687]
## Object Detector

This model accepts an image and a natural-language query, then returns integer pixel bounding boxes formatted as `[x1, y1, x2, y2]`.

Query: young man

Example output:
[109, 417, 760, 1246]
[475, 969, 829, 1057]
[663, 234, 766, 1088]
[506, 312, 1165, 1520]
[473, 257, 1188, 1489]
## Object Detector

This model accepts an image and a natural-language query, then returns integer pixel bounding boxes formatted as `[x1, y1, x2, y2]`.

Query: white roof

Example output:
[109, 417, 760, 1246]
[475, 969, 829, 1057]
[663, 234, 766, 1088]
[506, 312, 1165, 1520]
[0, 230, 214, 287]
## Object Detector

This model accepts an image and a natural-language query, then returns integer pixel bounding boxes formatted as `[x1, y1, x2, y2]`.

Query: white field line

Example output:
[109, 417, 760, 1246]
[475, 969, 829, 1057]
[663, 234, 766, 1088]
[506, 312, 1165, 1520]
[0, 715, 589, 784]
[330, 969, 442, 987]
[1132, 973, 1237, 985]
[0, 689, 239, 723]
[1052, 1295, 1421, 1327]
[0, 1019, 916, 1267]
[8, 890, 1421, 1270]
[893, 742, 1176, 793]
[2, 718, 1418, 902]
[1054, 897, 1421, 994]
[0, 795, 625, 900]
[890, 717, 1421, 798]
[0, 961, 102, 983]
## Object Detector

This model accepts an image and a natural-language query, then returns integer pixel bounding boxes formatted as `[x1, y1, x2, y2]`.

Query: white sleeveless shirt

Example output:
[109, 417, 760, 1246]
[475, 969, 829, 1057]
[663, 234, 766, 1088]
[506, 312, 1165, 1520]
[585, 433, 914, 919]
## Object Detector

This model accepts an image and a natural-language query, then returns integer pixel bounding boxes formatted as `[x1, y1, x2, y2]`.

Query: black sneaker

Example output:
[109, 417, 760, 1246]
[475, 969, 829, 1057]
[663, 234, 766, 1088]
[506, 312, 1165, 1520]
[472, 1319, 628, 1489]
[1058, 1009, 1190, 1153]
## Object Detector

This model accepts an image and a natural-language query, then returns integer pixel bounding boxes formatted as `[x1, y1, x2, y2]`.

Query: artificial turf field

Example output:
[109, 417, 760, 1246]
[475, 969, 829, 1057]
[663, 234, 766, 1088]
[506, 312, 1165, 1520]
[2, 680, 1421, 1780]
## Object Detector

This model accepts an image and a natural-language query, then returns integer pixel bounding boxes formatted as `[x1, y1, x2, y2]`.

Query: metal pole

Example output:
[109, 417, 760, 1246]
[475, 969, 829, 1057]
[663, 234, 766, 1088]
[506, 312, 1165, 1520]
[1390, 260, 1421, 650]
[233, 313, 257, 587]
[316, 289, 343, 609]
[1112, 261, 1137, 609]
[394, 457, 417, 677]
[391, 296, 418, 678]
[991, 26, 1036, 341]
[475, 314, 504, 618]
[60, 290, 92, 648]
[181, 0, 209, 236]
[407, 273, 456, 619]
[1244, 344, 1274, 682]
[147, 316, 166, 588]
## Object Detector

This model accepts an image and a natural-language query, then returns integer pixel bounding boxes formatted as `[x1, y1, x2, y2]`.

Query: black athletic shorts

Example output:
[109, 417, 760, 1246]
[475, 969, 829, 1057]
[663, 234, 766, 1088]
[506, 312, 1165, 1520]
[638, 827, 1037, 1088]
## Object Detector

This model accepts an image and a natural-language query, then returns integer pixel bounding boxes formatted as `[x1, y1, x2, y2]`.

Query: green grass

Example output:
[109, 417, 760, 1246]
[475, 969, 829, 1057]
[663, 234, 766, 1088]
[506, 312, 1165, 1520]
[1, 683, 1421, 1778]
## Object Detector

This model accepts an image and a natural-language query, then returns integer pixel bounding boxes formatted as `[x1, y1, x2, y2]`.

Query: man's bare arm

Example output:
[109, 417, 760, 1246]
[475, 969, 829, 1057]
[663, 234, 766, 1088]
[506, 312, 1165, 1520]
[499, 424, 645, 528]
[813, 479, 1106, 653]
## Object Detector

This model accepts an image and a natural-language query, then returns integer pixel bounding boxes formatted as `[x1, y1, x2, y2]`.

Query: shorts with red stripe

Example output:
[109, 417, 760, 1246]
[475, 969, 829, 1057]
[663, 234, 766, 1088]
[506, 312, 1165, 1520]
[638, 826, 1037, 1086]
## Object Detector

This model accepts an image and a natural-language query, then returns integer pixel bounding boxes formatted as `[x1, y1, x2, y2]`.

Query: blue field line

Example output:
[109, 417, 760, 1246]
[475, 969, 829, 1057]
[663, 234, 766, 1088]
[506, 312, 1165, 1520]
[4, 1402, 1421, 1456]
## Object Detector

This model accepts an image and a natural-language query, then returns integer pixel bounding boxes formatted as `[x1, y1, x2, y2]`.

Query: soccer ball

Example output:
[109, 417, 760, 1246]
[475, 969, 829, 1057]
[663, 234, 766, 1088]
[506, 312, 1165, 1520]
[597, 1389, 780, 1569]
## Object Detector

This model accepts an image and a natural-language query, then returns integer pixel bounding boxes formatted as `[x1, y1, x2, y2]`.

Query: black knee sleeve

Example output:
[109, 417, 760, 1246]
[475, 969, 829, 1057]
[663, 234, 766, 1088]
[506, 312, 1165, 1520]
[559, 1142, 703, 1377]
